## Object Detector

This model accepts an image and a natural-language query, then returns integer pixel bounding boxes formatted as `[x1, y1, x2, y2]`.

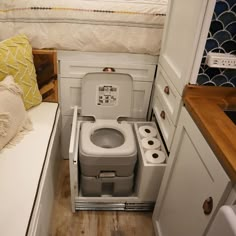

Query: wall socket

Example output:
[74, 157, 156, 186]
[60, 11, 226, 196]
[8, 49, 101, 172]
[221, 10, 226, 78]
[206, 52, 236, 69]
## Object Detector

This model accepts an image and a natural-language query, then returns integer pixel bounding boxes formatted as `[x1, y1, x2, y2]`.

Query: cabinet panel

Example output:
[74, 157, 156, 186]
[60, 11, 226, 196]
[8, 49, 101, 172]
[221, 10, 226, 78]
[59, 61, 156, 82]
[159, 0, 214, 94]
[153, 107, 231, 236]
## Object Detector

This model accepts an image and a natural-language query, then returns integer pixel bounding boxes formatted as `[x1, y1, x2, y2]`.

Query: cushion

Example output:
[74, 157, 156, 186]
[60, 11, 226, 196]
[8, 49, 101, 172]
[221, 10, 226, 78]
[0, 75, 32, 151]
[0, 34, 42, 110]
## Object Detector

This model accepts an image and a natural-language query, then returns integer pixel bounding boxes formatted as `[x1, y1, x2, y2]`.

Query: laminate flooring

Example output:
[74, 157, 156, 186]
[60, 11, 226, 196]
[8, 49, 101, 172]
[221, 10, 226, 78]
[49, 160, 155, 236]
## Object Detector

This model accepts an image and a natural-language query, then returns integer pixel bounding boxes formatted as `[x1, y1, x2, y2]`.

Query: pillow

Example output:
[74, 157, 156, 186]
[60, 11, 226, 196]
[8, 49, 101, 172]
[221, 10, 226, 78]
[0, 34, 42, 110]
[0, 75, 32, 151]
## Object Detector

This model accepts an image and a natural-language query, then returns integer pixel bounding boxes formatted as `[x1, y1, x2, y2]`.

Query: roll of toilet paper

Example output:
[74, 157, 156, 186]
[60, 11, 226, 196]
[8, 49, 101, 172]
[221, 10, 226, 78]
[138, 125, 158, 139]
[141, 137, 161, 150]
[145, 150, 166, 164]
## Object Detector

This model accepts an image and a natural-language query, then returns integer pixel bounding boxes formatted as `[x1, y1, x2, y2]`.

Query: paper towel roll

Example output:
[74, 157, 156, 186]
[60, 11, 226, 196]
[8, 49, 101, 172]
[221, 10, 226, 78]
[145, 150, 166, 164]
[141, 137, 161, 150]
[138, 125, 158, 138]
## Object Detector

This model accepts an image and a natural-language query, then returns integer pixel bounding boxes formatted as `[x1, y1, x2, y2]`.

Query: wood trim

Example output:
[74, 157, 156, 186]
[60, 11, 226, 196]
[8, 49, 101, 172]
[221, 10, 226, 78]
[32, 49, 58, 102]
[183, 85, 236, 182]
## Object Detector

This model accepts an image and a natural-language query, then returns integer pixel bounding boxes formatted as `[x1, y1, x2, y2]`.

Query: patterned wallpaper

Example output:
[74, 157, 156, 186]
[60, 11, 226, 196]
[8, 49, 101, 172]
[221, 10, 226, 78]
[197, 0, 236, 87]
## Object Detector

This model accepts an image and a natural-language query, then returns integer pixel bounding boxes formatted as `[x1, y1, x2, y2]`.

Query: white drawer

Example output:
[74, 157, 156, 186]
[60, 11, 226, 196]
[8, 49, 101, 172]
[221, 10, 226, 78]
[152, 96, 175, 151]
[59, 60, 156, 82]
[155, 66, 181, 125]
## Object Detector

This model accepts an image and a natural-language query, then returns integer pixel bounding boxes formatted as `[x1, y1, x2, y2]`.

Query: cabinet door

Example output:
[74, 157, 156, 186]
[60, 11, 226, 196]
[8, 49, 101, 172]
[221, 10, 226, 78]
[159, 0, 215, 94]
[152, 107, 231, 236]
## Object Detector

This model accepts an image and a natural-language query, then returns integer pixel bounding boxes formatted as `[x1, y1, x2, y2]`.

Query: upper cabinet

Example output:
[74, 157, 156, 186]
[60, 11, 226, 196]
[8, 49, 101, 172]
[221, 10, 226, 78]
[152, 0, 216, 151]
[158, 0, 216, 94]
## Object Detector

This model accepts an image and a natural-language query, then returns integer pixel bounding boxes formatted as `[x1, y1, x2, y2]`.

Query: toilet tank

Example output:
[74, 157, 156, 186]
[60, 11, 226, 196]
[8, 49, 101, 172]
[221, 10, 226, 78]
[58, 51, 157, 119]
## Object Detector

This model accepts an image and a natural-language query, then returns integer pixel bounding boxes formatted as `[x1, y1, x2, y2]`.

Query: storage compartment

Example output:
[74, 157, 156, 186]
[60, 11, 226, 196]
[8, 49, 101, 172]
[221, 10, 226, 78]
[134, 122, 167, 201]
[81, 174, 134, 197]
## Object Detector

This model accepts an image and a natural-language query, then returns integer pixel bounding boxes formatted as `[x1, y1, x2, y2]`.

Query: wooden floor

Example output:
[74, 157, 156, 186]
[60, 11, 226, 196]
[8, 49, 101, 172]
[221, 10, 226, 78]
[49, 160, 155, 236]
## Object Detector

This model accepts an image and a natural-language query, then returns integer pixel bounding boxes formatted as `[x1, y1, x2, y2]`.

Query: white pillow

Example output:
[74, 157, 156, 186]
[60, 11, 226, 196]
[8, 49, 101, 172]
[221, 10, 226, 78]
[0, 75, 32, 151]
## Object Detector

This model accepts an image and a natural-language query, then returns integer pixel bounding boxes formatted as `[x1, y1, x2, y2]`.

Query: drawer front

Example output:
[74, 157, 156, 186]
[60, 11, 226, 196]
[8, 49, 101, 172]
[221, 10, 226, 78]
[59, 60, 156, 82]
[155, 66, 181, 125]
[152, 96, 175, 150]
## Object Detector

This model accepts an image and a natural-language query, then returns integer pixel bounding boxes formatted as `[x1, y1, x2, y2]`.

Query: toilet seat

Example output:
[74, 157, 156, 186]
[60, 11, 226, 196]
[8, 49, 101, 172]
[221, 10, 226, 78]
[80, 120, 136, 157]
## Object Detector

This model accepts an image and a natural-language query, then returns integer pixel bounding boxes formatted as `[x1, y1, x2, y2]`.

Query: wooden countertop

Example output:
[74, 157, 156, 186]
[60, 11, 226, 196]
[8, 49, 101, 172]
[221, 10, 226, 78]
[183, 85, 236, 183]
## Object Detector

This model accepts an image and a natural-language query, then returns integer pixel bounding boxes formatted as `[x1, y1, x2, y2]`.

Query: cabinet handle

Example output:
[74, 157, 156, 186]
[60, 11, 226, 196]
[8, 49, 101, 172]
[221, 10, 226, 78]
[160, 110, 166, 120]
[164, 86, 170, 95]
[202, 197, 213, 215]
[103, 67, 115, 72]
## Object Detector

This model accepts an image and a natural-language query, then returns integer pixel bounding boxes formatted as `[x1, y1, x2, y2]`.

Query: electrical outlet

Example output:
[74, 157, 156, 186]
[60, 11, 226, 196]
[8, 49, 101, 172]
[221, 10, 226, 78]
[206, 52, 236, 69]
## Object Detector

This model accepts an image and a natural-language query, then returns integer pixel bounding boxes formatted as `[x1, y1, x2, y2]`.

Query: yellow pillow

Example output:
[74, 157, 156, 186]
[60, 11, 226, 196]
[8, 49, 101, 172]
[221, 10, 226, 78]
[0, 34, 42, 110]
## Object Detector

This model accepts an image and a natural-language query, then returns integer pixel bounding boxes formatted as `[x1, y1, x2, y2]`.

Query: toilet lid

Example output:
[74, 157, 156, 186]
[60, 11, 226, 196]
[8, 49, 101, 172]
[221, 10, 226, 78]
[81, 72, 133, 119]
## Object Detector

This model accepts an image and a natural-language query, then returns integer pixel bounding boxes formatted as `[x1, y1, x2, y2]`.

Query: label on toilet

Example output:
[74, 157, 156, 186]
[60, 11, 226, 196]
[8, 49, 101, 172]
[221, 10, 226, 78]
[96, 84, 119, 106]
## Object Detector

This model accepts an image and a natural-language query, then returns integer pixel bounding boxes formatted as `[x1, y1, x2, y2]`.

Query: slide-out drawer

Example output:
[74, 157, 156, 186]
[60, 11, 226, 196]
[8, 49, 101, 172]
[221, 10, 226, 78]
[152, 95, 175, 151]
[155, 66, 181, 125]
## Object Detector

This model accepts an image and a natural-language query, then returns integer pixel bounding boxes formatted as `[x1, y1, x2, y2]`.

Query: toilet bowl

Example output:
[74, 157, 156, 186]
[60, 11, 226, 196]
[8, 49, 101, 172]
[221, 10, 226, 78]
[80, 120, 137, 177]
[80, 120, 136, 156]
[79, 72, 137, 179]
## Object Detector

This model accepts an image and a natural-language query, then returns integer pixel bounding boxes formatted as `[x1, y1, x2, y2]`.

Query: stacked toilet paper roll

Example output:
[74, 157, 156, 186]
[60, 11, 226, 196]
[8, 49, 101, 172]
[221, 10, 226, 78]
[138, 125, 158, 138]
[141, 137, 161, 151]
[145, 150, 166, 164]
[138, 124, 166, 164]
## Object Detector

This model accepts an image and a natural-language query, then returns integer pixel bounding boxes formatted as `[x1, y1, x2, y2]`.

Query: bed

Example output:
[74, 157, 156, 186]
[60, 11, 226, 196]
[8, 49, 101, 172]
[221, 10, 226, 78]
[0, 0, 168, 55]
[0, 102, 60, 236]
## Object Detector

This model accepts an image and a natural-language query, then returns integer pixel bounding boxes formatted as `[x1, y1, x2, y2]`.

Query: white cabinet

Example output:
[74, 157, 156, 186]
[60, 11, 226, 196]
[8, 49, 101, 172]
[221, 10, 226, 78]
[152, 0, 216, 151]
[159, 0, 216, 94]
[27, 111, 61, 236]
[152, 107, 232, 236]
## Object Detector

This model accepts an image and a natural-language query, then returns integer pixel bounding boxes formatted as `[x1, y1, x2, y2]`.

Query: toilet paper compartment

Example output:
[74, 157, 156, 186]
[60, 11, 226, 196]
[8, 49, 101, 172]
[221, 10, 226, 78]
[136, 123, 166, 165]
[134, 122, 167, 201]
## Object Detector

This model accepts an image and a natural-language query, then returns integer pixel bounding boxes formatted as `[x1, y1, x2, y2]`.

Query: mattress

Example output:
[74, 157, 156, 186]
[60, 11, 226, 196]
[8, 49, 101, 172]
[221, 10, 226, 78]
[0, 0, 168, 55]
[0, 102, 59, 236]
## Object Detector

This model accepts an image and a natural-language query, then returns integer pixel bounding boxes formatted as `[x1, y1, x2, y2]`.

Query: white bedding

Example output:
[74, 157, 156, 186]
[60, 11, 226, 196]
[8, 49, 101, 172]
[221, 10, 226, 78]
[0, 0, 168, 55]
[0, 102, 59, 236]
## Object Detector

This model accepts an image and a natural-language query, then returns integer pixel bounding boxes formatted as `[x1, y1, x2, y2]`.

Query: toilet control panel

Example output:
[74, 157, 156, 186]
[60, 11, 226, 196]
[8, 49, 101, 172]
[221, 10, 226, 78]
[96, 84, 119, 106]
